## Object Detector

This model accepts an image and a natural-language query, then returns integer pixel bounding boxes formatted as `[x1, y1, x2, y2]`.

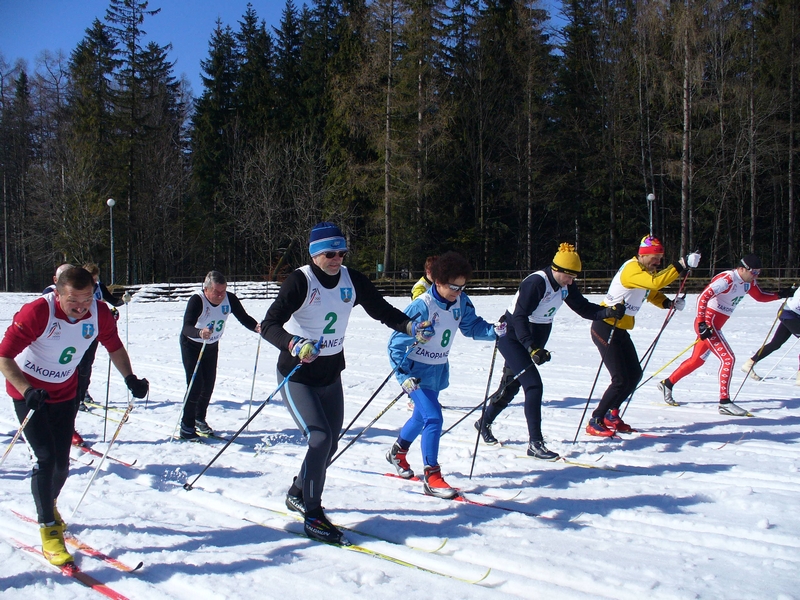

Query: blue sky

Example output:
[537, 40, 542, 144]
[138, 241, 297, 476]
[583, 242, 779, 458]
[0, 0, 286, 95]
[1, 1, 565, 96]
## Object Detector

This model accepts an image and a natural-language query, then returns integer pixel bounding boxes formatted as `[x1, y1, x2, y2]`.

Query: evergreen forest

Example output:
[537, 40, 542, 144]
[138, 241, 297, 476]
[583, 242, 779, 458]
[0, 0, 798, 290]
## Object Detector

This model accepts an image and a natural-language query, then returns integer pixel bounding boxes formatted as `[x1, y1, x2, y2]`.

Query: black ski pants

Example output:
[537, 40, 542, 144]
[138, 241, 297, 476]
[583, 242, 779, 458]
[590, 320, 642, 420]
[753, 318, 800, 363]
[180, 336, 220, 428]
[15, 399, 74, 524]
[483, 333, 545, 442]
[278, 372, 344, 513]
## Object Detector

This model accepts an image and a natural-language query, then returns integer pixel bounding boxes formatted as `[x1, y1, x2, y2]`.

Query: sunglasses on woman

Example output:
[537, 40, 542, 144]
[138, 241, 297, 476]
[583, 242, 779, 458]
[324, 251, 348, 259]
[446, 283, 466, 292]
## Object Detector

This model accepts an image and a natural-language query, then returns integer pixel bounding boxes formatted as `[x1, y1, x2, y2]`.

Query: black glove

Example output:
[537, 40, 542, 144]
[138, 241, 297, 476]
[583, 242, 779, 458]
[697, 322, 714, 340]
[110, 307, 120, 321]
[778, 287, 795, 299]
[603, 303, 625, 320]
[529, 348, 551, 365]
[23, 387, 49, 410]
[125, 375, 149, 398]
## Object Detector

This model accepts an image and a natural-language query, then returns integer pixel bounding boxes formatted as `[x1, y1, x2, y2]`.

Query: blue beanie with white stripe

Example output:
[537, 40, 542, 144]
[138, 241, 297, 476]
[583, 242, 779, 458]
[309, 222, 347, 257]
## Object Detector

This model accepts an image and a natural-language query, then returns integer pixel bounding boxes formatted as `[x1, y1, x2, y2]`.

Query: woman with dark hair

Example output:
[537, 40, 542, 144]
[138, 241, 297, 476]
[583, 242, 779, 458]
[386, 251, 502, 499]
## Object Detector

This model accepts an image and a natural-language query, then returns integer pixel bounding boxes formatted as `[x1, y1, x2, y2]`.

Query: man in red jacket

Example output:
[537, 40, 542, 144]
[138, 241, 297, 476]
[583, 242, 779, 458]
[658, 254, 791, 416]
[0, 266, 148, 566]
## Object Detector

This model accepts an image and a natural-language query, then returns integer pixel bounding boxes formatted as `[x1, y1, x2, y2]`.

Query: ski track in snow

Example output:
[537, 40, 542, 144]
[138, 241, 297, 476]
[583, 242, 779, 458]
[1, 291, 799, 599]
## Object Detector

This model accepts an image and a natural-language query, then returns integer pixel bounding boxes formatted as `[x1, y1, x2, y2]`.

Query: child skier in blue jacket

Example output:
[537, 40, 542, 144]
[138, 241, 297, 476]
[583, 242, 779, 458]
[386, 251, 502, 498]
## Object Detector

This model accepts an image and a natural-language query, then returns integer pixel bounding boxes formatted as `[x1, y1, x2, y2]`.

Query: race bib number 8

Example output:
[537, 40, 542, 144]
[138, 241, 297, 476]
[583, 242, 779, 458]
[441, 329, 451, 347]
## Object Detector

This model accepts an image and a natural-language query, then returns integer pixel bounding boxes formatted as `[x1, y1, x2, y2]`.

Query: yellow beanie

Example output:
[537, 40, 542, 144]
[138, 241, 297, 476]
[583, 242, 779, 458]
[552, 243, 582, 276]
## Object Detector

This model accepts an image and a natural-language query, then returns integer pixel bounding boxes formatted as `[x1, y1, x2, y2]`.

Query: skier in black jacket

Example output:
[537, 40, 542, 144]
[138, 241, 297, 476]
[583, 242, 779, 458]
[474, 244, 624, 459]
[261, 221, 433, 546]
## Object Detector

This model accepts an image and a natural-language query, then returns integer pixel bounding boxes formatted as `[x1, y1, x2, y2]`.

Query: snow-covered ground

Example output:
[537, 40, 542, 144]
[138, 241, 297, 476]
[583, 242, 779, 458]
[1, 289, 799, 599]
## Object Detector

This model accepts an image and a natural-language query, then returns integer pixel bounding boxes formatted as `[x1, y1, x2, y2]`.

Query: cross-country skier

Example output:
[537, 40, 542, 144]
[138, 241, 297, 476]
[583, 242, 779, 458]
[261, 222, 434, 545]
[0, 266, 148, 566]
[474, 243, 623, 459]
[179, 270, 261, 440]
[741, 285, 799, 384]
[658, 255, 792, 414]
[386, 251, 501, 499]
[42, 263, 87, 447]
[587, 236, 699, 436]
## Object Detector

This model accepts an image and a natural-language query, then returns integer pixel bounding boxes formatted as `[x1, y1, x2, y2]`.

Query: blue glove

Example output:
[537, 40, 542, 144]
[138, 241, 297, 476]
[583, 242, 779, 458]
[409, 320, 435, 344]
[289, 336, 320, 363]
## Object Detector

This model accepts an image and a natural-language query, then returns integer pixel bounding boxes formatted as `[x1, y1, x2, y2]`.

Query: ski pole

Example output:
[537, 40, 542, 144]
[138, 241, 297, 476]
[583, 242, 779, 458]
[338, 341, 418, 442]
[171, 336, 209, 441]
[630, 338, 701, 394]
[732, 299, 787, 403]
[757, 336, 799, 382]
[440, 361, 536, 438]
[0, 409, 34, 468]
[103, 354, 112, 442]
[620, 274, 690, 417]
[469, 338, 499, 480]
[246, 336, 262, 430]
[71, 397, 138, 518]
[328, 391, 405, 466]
[183, 363, 302, 491]
[573, 321, 617, 443]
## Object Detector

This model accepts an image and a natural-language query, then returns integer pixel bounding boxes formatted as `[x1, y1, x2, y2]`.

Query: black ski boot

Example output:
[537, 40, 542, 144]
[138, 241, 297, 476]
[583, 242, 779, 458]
[304, 508, 349, 545]
[527, 440, 559, 461]
[473, 419, 498, 445]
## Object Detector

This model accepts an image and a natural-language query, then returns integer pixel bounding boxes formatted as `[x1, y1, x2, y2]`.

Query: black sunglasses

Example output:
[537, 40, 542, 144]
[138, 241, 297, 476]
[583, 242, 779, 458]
[324, 251, 348, 259]
[446, 282, 466, 292]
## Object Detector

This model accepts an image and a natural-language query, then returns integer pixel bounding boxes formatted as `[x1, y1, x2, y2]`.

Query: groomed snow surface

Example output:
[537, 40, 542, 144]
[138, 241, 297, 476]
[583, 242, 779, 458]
[1, 290, 798, 599]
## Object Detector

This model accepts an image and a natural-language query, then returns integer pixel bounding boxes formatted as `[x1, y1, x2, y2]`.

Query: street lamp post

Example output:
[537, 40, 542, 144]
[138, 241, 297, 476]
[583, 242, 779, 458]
[107, 198, 115, 284]
[646, 193, 655, 237]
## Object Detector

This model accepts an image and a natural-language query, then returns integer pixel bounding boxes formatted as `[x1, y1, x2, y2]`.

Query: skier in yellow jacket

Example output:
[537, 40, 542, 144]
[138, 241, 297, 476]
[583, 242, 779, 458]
[586, 236, 700, 436]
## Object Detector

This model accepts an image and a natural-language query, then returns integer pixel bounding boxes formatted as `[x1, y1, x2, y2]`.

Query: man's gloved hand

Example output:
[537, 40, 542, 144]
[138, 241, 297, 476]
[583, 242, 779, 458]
[664, 296, 686, 311]
[494, 322, 507, 337]
[125, 375, 149, 398]
[401, 377, 420, 395]
[409, 320, 435, 344]
[686, 252, 701, 269]
[122, 292, 132, 304]
[24, 387, 49, 411]
[778, 287, 795, 298]
[529, 348, 551, 365]
[110, 307, 120, 321]
[289, 336, 320, 363]
[604, 303, 625, 320]
[697, 321, 714, 340]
